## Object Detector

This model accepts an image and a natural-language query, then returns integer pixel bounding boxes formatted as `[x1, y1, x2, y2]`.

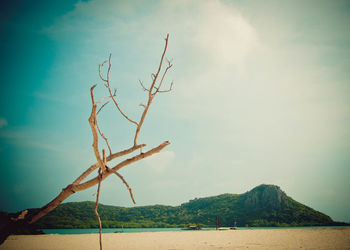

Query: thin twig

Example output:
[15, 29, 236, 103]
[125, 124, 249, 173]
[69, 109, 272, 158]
[96, 91, 116, 104]
[107, 167, 136, 204]
[148, 34, 169, 96]
[133, 34, 170, 146]
[97, 101, 109, 115]
[102, 55, 139, 126]
[157, 81, 174, 93]
[107, 54, 111, 83]
[96, 101, 113, 155]
[152, 61, 173, 96]
[99, 60, 108, 82]
[139, 79, 150, 92]
[107, 87, 138, 125]
[94, 168, 103, 250]
[96, 122, 112, 156]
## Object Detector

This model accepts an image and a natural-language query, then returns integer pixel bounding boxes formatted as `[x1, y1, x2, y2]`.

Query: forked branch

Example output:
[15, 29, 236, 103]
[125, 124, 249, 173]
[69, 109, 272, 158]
[107, 166, 136, 204]
[157, 81, 174, 93]
[152, 58, 173, 95]
[96, 101, 112, 155]
[28, 141, 170, 224]
[133, 34, 173, 146]
[72, 144, 145, 185]
[18, 35, 174, 247]
[100, 54, 138, 126]
[88, 85, 106, 172]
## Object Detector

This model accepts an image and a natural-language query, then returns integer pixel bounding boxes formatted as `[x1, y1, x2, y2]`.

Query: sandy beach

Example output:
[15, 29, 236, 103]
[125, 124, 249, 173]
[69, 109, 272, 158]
[1, 228, 349, 250]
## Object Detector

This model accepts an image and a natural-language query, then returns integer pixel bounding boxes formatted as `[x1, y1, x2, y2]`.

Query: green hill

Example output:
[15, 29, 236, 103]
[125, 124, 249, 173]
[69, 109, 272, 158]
[30, 184, 338, 228]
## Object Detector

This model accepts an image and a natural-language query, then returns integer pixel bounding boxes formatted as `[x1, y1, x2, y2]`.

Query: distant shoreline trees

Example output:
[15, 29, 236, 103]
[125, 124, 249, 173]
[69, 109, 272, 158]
[32, 185, 341, 230]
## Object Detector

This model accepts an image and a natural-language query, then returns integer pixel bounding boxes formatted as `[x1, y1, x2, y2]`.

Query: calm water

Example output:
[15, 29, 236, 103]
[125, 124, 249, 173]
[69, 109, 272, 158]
[43, 228, 184, 234]
[43, 226, 348, 235]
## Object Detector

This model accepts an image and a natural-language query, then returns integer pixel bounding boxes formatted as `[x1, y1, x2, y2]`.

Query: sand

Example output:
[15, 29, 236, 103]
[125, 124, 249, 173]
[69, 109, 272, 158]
[1, 228, 349, 250]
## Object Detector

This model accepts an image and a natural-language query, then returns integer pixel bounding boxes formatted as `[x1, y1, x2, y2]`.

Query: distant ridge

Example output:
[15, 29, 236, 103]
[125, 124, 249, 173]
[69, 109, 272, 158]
[12, 184, 347, 228]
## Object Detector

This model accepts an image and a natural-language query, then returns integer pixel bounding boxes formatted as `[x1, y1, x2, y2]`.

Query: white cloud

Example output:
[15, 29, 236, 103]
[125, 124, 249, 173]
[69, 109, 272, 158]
[45, 0, 350, 169]
[145, 150, 175, 171]
[0, 118, 8, 128]
[192, 0, 259, 70]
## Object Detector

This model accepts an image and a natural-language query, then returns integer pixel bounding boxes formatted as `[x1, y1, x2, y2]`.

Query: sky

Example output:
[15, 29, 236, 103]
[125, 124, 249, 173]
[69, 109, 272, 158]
[0, 0, 349, 222]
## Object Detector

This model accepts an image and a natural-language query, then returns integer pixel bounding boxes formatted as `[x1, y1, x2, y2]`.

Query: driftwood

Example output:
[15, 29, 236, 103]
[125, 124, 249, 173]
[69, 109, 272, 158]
[0, 34, 173, 248]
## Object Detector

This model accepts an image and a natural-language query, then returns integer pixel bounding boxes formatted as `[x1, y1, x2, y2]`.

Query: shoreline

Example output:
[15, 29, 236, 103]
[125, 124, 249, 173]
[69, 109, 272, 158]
[40, 225, 350, 235]
[1, 227, 349, 249]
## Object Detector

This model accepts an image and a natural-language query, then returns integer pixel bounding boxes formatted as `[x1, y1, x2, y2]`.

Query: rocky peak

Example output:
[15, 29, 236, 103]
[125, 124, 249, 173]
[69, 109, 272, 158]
[243, 184, 288, 211]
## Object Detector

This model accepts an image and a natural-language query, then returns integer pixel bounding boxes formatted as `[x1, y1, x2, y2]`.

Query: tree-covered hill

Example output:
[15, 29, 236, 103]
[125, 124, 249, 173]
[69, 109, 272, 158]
[178, 184, 334, 227]
[25, 184, 342, 228]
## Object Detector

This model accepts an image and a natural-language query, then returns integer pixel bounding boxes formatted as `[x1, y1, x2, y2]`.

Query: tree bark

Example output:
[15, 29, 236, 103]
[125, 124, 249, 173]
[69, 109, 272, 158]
[28, 141, 170, 224]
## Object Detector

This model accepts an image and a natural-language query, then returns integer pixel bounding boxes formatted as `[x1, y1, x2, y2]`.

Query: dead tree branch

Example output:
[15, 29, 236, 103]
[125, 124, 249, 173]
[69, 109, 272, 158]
[96, 101, 112, 155]
[98, 60, 108, 82]
[107, 166, 136, 204]
[88, 85, 106, 172]
[94, 168, 103, 250]
[101, 54, 138, 126]
[96, 123, 112, 156]
[139, 79, 150, 92]
[97, 101, 109, 115]
[148, 35, 169, 94]
[75, 141, 170, 192]
[19, 35, 174, 241]
[72, 144, 145, 185]
[152, 59, 173, 95]
[133, 34, 173, 146]
[28, 141, 169, 224]
[157, 81, 174, 93]
[10, 210, 28, 222]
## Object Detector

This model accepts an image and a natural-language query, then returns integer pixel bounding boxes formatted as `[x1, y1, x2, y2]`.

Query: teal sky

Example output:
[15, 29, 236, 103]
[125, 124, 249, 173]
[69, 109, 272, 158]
[0, 0, 349, 222]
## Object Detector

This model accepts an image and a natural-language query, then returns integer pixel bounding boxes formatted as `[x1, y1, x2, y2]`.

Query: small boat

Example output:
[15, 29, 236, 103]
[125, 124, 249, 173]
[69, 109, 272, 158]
[216, 218, 238, 230]
[114, 225, 124, 233]
[181, 225, 201, 230]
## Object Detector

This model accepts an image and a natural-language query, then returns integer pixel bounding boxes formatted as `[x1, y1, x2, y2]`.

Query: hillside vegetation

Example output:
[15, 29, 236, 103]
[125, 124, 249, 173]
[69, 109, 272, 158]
[27, 184, 338, 228]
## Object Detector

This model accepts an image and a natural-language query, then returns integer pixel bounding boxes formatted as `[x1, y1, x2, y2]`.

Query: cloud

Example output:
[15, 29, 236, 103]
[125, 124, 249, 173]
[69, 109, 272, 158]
[43, 0, 262, 139]
[0, 118, 8, 128]
[44, 0, 350, 169]
[39, 0, 350, 221]
[45, 0, 259, 62]
[145, 150, 175, 171]
[191, 0, 259, 70]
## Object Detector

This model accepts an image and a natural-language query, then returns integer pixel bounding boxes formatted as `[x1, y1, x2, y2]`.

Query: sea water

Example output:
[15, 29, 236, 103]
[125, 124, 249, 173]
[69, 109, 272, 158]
[43, 226, 348, 235]
[43, 228, 185, 234]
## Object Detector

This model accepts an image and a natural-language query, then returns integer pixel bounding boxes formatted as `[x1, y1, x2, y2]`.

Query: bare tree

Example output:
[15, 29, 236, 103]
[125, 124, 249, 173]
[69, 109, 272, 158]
[1, 34, 173, 247]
